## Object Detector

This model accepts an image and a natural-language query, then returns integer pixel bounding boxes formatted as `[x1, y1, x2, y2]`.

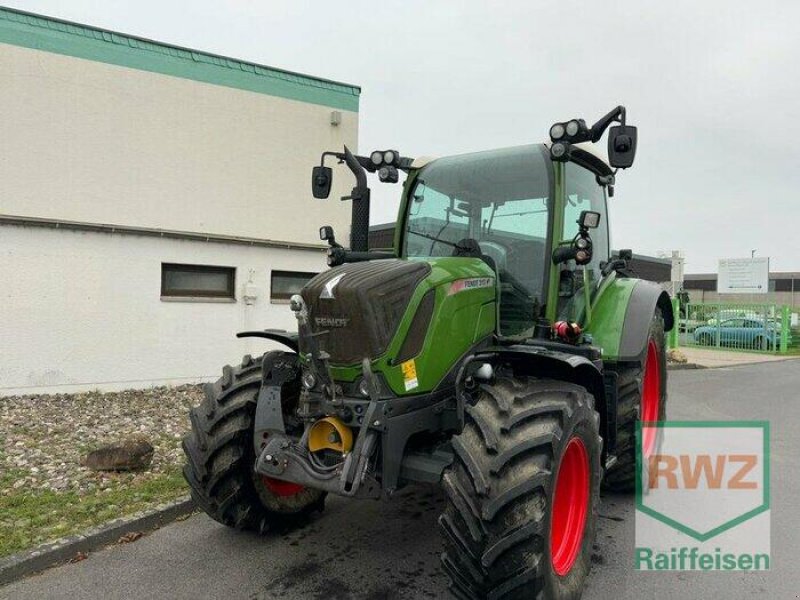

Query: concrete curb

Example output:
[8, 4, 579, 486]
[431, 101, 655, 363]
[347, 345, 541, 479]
[0, 497, 195, 586]
[667, 362, 705, 370]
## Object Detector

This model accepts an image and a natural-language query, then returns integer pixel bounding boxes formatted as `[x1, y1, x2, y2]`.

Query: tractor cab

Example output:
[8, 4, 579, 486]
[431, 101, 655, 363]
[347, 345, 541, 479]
[399, 143, 613, 335]
[311, 106, 635, 340]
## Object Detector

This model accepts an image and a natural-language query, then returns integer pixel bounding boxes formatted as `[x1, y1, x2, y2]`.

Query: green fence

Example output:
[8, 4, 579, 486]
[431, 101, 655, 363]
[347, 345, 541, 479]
[674, 301, 793, 354]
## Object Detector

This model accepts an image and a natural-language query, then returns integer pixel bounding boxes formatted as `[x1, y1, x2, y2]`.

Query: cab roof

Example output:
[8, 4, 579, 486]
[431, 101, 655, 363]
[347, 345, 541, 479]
[411, 142, 613, 178]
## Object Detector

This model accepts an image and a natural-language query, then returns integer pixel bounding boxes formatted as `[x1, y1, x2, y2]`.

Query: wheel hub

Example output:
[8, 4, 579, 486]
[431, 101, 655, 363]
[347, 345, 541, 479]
[261, 476, 305, 498]
[550, 436, 590, 576]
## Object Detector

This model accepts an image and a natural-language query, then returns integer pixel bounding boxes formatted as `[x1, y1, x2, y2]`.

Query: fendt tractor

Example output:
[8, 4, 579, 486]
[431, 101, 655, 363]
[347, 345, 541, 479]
[183, 106, 671, 599]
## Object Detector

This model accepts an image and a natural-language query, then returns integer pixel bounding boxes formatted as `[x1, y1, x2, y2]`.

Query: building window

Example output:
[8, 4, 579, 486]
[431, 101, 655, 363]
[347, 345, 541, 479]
[271, 270, 317, 301]
[161, 263, 235, 299]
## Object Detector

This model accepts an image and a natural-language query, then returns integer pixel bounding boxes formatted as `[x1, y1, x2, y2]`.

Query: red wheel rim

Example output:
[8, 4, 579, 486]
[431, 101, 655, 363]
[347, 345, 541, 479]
[550, 437, 590, 576]
[261, 476, 305, 498]
[641, 339, 661, 457]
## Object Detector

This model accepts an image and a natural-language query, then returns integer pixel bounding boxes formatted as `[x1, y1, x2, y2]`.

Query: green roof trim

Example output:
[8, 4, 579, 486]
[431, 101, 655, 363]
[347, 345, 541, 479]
[0, 6, 360, 112]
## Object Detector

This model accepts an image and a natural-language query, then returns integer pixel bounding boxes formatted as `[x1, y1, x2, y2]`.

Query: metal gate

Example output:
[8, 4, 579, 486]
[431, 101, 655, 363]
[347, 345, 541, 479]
[678, 302, 792, 354]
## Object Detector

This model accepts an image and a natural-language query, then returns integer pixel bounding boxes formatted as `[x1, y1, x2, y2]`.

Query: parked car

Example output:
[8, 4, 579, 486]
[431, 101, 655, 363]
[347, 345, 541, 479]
[693, 318, 782, 350]
[679, 318, 704, 333]
[705, 310, 764, 327]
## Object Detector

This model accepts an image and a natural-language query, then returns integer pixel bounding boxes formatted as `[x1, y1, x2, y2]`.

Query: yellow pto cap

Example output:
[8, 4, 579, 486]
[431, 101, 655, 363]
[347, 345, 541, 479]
[307, 417, 354, 455]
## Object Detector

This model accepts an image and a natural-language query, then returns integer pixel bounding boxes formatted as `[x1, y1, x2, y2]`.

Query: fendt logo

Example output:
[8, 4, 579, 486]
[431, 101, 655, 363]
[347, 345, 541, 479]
[635, 422, 770, 571]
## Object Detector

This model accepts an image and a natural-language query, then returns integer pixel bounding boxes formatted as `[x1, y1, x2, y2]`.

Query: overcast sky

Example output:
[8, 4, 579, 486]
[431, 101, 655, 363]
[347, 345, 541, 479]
[7, 0, 799, 273]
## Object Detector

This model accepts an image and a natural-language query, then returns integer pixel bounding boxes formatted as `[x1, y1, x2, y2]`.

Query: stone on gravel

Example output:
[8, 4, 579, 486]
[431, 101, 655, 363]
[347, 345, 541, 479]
[1, 384, 201, 494]
[82, 438, 155, 472]
[667, 349, 688, 364]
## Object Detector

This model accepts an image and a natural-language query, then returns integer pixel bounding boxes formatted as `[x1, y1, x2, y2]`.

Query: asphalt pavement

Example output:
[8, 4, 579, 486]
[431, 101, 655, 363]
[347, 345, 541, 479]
[2, 361, 798, 600]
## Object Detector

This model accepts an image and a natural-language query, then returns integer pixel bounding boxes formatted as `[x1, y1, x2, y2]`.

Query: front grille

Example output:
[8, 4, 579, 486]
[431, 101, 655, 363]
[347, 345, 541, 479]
[301, 260, 431, 365]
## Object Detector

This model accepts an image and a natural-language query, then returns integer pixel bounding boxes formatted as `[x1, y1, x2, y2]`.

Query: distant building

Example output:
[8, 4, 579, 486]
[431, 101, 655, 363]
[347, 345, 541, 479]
[684, 273, 799, 307]
[0, 7, 359, 394]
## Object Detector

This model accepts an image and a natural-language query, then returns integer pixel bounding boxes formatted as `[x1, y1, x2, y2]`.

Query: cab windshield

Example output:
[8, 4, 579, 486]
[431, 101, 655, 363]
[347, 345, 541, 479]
[403, 144, 552, 335]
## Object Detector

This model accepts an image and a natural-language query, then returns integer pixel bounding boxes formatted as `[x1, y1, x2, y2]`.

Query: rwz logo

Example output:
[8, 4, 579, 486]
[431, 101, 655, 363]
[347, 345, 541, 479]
[648, 453, 758, 490]
[635, 421, 770, 571]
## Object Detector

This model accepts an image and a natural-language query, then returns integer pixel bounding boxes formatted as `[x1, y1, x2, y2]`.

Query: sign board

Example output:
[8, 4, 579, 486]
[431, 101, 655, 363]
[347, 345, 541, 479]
[718, 258, 770, 294]
[670, 251, 685, 285]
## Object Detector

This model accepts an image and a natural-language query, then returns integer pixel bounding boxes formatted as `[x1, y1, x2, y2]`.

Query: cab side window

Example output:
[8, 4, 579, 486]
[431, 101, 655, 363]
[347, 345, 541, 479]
[563, 162, 610, 280]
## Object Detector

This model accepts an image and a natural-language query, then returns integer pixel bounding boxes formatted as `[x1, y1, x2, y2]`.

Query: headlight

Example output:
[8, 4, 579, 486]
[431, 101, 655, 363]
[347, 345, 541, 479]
[357, 378, 371, 397]
[370, 150, 383, 166]
[302, 371, 317, 390]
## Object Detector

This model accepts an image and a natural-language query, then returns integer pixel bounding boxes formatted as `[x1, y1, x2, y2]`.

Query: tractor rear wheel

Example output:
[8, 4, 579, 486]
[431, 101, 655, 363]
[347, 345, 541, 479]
[440, 376, 602, 599]
[603, 313, 668, 492]
[182, 351, 325, 532]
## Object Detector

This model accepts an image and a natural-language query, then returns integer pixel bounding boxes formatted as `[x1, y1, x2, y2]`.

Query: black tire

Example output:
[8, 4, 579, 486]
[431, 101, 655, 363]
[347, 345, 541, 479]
[440, 376, 602, 600]
[603, 314, 668, 493]
[182, 351, 325, 532]
[698, 333, 712, 346]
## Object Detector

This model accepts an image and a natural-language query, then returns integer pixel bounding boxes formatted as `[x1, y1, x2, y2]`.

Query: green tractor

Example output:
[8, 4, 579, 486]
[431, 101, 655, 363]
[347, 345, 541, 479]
[183, 106, 671, 599]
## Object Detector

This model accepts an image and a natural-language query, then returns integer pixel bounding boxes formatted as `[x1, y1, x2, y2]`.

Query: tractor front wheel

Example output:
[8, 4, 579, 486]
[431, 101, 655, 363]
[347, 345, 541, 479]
[440, 376, 602, 599]
[182, 352, 325, 532]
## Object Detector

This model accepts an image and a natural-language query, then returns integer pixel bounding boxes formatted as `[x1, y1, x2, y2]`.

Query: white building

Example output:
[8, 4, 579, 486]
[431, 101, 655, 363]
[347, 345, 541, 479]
[0, 7, 360, 394]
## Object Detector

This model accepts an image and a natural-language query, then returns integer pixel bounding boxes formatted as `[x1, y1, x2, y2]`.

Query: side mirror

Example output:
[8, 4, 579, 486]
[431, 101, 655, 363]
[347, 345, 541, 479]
[578, 210, 601, 229]
[608, 125, 637, 169]
[312, 166, 332, 199]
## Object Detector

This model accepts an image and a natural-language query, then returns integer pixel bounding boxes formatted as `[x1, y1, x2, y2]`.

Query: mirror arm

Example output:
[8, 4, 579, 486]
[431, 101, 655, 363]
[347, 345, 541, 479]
[590, 105, 626, 142]
[319, 150, 344, 167]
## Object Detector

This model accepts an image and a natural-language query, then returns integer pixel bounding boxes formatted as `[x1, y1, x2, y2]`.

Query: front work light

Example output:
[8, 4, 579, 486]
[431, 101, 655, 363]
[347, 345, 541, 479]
[566, 120, 580, 137]
[550, 142, 570, 161]
[578, 210, 601, 229]
[550, 123, 566, 140]
[378, 166, 399, 183]
[369, 149, 401, 168]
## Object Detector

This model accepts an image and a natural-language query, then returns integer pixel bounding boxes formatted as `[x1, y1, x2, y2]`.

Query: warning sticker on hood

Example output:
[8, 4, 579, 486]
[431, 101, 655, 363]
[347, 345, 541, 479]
[401, 359, 419, 391]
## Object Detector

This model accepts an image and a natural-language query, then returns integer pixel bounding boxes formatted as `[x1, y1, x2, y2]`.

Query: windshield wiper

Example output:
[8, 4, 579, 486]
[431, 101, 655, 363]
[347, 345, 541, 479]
[408, 229, 467, 251]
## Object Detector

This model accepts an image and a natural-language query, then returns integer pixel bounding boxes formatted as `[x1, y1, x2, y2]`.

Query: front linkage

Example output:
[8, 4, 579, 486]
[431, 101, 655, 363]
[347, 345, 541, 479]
[252, 293, 460, 498]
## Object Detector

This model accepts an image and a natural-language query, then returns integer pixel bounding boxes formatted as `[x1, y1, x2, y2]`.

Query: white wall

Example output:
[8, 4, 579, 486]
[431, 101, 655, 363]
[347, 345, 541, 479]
[0, 225, 326, 395]
[0, 42, 356, 246]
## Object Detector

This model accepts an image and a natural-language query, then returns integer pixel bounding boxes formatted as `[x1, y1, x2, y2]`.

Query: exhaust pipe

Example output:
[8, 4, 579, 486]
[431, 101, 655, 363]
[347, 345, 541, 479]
[342, 145, 370, 252]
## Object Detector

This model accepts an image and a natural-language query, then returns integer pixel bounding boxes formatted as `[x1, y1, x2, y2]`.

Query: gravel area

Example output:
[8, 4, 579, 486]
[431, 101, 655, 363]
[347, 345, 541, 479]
[0, 385, 202, 495]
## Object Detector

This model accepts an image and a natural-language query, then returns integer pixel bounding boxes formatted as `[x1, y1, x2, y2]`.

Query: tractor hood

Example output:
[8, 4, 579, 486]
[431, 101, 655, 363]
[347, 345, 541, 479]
[301, 260, 431, 365]
[299, 257, 497, 395]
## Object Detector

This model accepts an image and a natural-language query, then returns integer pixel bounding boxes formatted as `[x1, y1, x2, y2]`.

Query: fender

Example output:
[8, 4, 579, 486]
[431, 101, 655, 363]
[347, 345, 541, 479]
[459, 344, 611, 453]
[588, 278, 673, 363]
[618, 281, 673, 362]
[236, 328, 298, 353]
